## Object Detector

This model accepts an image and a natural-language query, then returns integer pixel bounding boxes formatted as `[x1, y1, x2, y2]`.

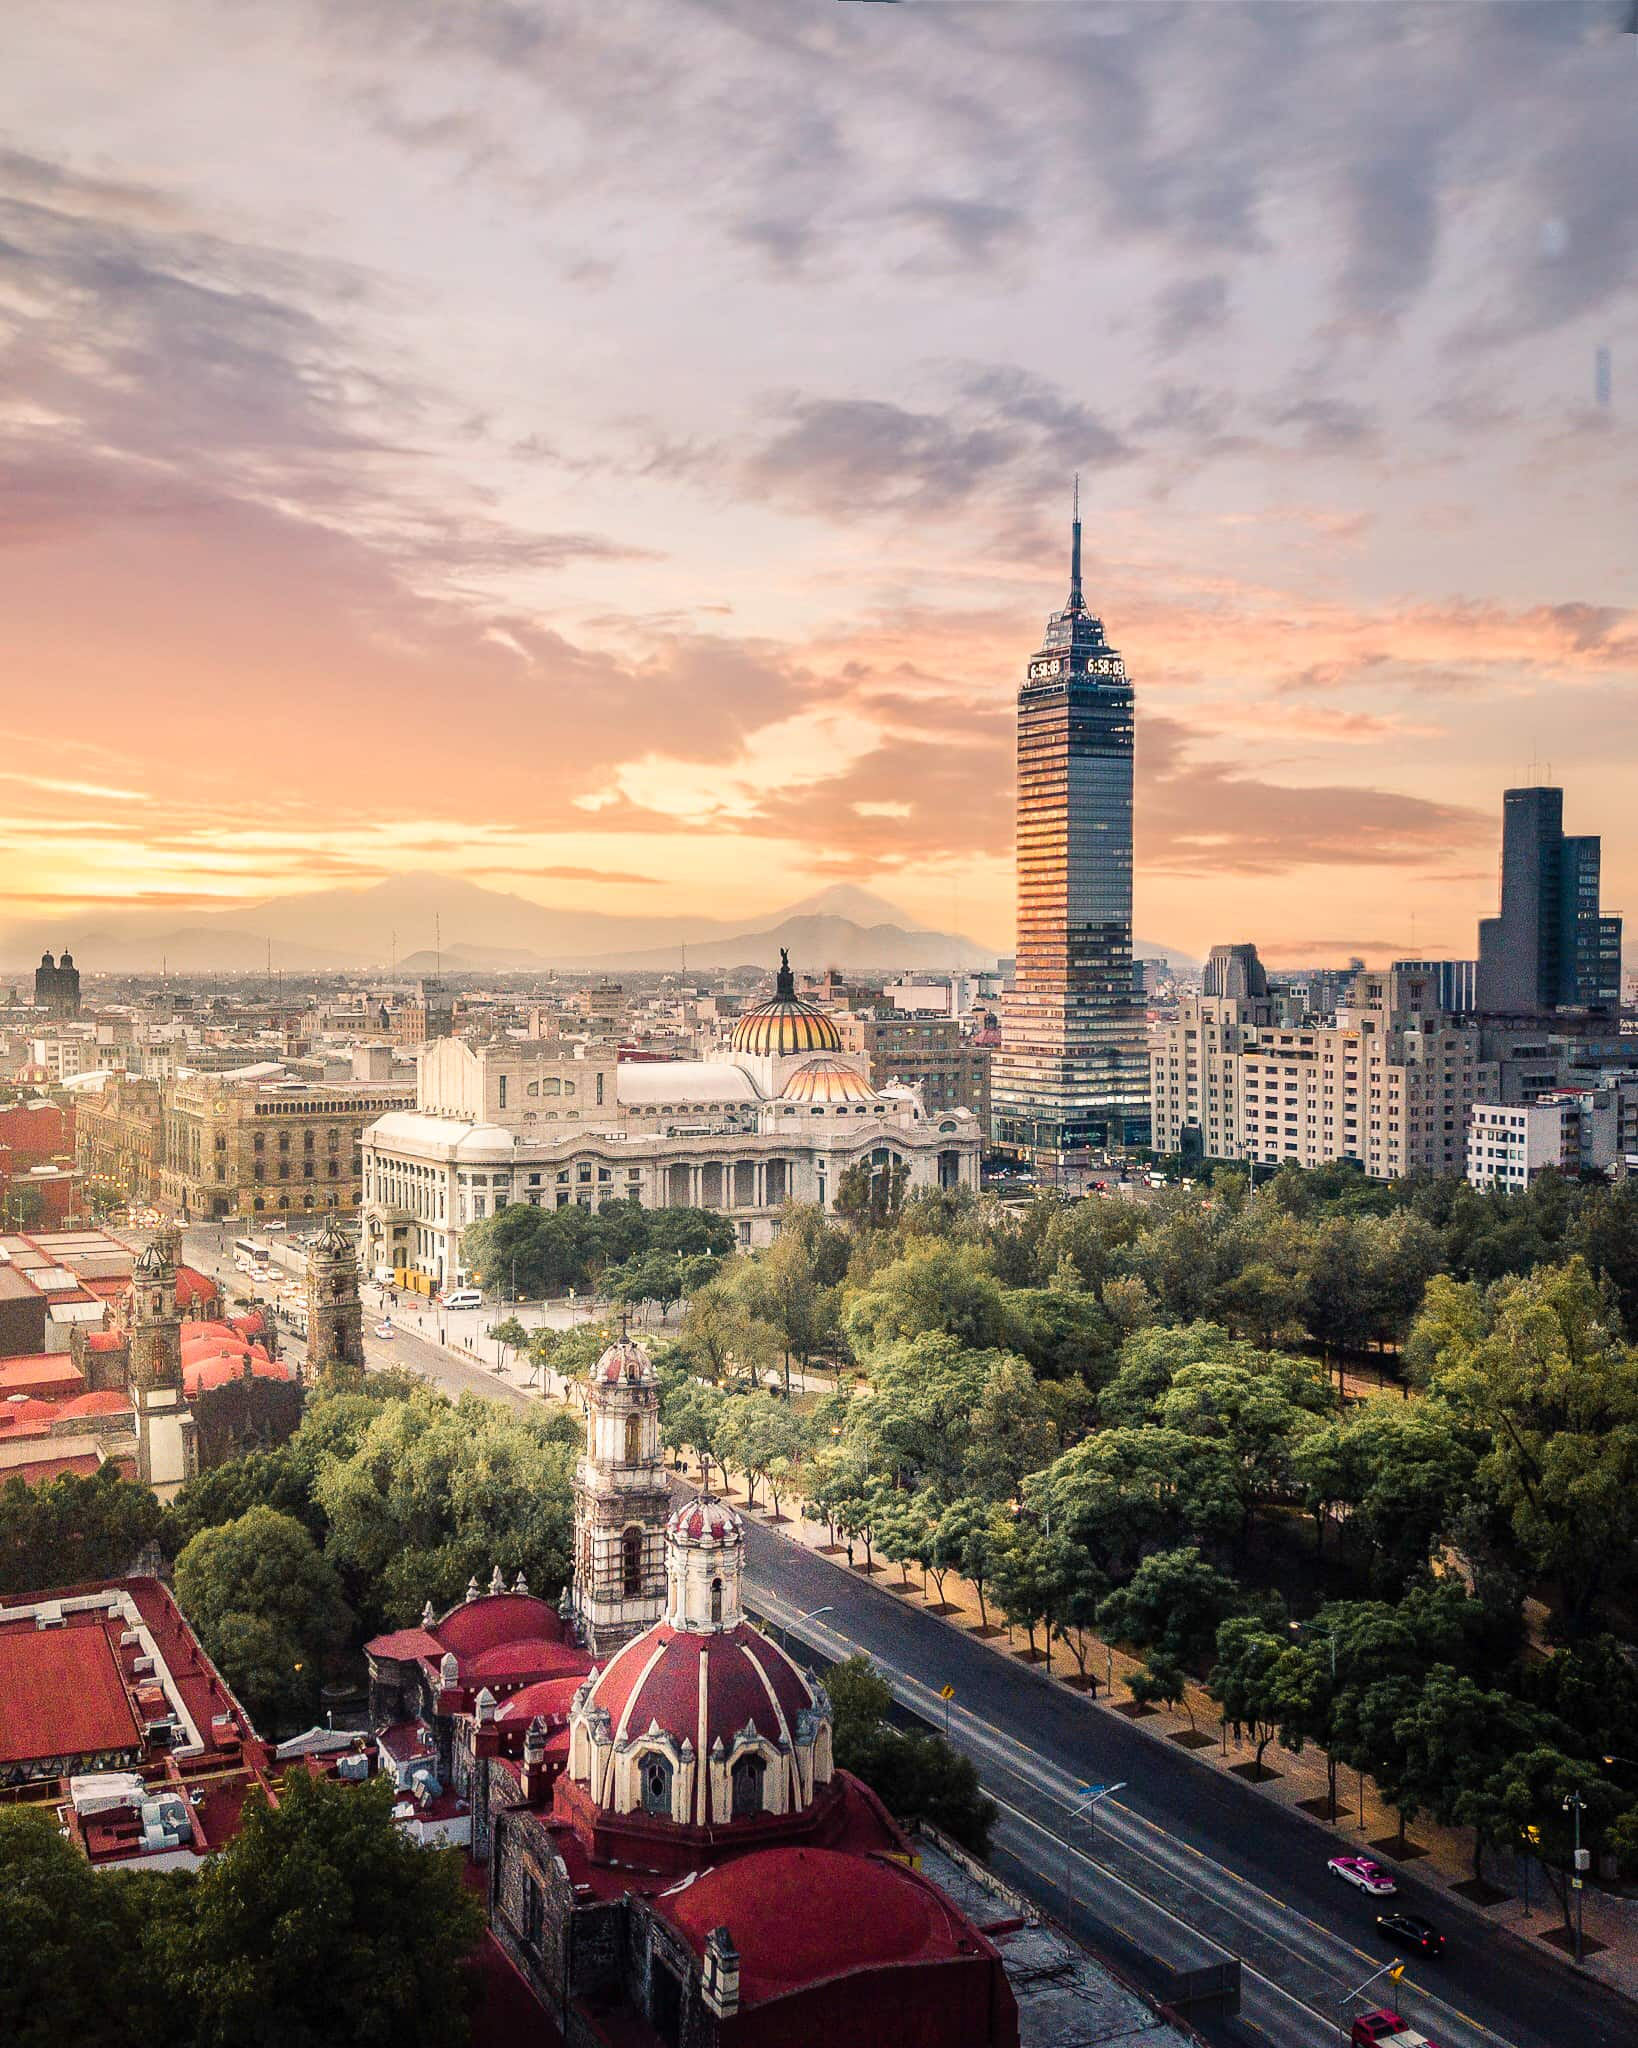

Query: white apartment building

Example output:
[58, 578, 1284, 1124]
[1238, 968, 1488, 1180]
[1467, 1099, 1583, 1191]
[1154, 957, 1492, 1181]
[1148, 944, 1275, 1161]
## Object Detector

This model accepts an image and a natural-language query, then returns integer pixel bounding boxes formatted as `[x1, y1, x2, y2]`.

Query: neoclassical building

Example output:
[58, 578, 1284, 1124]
[363, 1330, 1020, 2048]
[360, 954, 981, 1287]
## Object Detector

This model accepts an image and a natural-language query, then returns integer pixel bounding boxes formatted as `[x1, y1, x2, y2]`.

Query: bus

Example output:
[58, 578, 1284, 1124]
[233, 1235, 274, 1275]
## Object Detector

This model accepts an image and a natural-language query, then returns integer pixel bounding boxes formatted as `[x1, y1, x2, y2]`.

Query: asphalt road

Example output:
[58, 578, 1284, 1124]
[738, 1533, 1634, 2048]
[184, 1231, 1629, 2048]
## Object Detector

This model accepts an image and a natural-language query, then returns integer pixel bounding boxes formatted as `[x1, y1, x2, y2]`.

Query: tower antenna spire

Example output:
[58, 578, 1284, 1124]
[1069, 474, 1084, 614]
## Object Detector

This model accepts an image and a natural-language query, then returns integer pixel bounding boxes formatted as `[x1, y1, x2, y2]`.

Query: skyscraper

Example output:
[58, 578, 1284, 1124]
[1476, 786, 1623, 1016]
[993, 491, 1148, 1164]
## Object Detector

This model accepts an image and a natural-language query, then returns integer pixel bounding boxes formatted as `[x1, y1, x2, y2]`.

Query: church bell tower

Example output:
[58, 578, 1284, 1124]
[305, 1213, 365, 1378]
[572, 1332, 671, 1656]
[130, 1237, 195, 1492]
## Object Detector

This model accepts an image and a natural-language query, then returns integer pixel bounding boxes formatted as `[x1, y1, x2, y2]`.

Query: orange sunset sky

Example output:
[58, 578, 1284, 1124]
[2, 3, 1635, 966]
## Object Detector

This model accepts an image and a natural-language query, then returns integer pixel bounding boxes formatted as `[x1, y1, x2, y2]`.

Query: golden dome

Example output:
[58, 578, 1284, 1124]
[780, 1057, 876, 1106]
[730, 952, 842, 1057]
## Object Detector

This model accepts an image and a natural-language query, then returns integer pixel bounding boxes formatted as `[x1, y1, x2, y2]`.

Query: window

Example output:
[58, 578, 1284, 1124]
[640, 1753, 673, 1816]
[498, 1075, 507, 1109]
[624, 1415, 642, 1466]
[522, 1870, 543, 1949]
[731, 1753, 765, 1820]
[622, 1522, 643, 1594]
[710, 1577, 723, 1626]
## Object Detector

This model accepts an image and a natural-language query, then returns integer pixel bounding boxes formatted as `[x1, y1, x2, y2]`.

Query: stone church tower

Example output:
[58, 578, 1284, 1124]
[305, 1213, 364, 1377]
[130, 1237, 195, 1491]
[572, 1333, 671, 1657]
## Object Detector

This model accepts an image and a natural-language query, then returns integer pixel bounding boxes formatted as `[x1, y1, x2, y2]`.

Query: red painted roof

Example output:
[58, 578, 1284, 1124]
[366, 1626, 444, 1664]
[0, 1617, 141, 1767]
[0, 1356, 84, 1399]
[9, 1452, 104, 1486]
[175, 1266, 219, 1308]
[493, 1673, 587, 1727]
[588, 1621, 813, 1758]
[183, 1355, 292, 1394]
[435, 1592, 568, 1657]
[658, 1846, 983, 2004]
[86, 1330, 124, 1353]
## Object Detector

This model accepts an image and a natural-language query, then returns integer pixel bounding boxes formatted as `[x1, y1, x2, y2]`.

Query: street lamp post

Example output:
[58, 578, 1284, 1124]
[1335, 1957, 1406, 2046]
[1064, 1781, 1125, 1927]
[775, 1603, 833, 1653]
[1564, 1792, 1587, 1965]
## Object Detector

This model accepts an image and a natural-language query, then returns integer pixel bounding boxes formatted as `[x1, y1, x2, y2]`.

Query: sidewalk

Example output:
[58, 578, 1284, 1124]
[665, 1445, 1638, 2007]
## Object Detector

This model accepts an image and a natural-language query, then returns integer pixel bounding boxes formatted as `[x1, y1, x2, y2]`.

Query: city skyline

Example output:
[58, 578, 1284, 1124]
[3, 4, 1636, 963]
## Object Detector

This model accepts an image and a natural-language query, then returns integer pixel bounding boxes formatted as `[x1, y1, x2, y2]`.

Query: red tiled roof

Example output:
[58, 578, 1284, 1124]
[493, 1673, 588, 1726]
[86, 1331, 125, 1352]
[365, 1627, 444, 1664]
[0, 1356, 84, 1399]
[434, 1592, 568, 1657]
[465, 1637, 588, 1686]
[8, 1452, 104, 1486]
[657, 1846, 983, 2004]
[0, 1618, 141, 1767]
[587, 1621, 813, 1758]
[182, 1355, 293, 1394]
[175, 1266, 220, 1308]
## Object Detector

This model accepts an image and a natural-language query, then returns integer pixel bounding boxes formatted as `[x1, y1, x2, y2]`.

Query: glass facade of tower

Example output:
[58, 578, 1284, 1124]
[994, 517, 1149, 1163]
[1476, 787, 1623, 1016]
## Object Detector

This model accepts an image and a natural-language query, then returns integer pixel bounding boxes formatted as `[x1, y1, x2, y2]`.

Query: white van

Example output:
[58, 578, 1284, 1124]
[439, 1287, 483, 1311]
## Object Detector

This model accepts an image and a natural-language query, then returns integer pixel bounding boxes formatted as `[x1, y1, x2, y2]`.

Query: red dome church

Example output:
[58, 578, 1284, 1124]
[365, 1331, 1020, 2048]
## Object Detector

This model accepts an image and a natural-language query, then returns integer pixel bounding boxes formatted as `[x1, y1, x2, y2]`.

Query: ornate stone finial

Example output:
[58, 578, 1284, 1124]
[465, 1575, 480, 1603]
[489, 1564, 506, 1596]
[475, 1687, 497, 1725]
[439, 1651, 458, 1688]
[513, 1569, 529, 1596]
[775, 946, 794, 997]
[523, 1716, 547, 1762]
[421, 1600, 436, 1628]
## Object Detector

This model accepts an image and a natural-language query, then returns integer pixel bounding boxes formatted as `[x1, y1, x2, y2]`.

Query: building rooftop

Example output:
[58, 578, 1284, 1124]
[0, 1615, 141, 1768]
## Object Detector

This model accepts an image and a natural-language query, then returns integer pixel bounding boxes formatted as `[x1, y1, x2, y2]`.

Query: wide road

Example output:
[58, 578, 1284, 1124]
[737, 1530, 1632, 2048]
[192, 1233, 1627, 2048]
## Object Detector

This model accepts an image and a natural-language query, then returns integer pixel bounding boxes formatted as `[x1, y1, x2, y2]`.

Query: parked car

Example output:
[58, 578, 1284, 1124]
[1328, 1855, 1397, 1896]
[1375, 1912, 1444, 1958]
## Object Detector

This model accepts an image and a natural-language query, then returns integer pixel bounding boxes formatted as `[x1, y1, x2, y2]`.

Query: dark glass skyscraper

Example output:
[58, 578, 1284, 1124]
[994, 495, 1149, 1163]
[1476, 786, 1622, 1016]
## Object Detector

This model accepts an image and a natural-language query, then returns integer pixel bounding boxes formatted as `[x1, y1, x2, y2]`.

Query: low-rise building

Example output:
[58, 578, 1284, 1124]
[160, 1071, 414, 1223]
[75, 1074, 164, 1208]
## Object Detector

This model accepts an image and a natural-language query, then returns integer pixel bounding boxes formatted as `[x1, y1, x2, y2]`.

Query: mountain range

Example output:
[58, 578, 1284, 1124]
[0, 874, 1194, 978]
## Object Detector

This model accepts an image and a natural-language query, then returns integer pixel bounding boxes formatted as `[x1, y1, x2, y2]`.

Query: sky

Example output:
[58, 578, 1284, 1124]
[2, 0, 1636, 965]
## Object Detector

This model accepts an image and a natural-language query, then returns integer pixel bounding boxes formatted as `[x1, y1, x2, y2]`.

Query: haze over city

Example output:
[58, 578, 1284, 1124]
[3, 2, 1635, 965]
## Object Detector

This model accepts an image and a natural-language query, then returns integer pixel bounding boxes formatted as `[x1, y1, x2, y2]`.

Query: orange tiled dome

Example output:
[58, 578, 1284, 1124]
[779, 1057, 875, 1106]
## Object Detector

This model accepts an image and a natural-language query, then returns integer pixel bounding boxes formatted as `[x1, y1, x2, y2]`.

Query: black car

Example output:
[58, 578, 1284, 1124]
[1375, 1911, 1445, 1958]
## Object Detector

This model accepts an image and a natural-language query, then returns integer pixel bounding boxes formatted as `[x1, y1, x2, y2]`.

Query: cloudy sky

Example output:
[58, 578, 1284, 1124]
[2, 1, 1635, 963]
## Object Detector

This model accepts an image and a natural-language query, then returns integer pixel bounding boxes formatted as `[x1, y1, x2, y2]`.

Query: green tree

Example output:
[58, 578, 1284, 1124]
[1208, 1617, 1287, 1775]
[964, 1352, 1057, 1502]
[1129, 1651, 1192, 1727]
[1096, 1546, 1240, 1669]
[0, 1466, 174, 1599]
[843, 1241, 1018, 1356]
[935, 1494, 1005, 1629]
[173, 1507, 352, 1729]
[873, 1492, 932, 1590]
[489, 1314, 529, 1363]
[824, 1655, 996, 1854]
[183, 1771, 486, 2048]
[0, 1808, 155, 2047]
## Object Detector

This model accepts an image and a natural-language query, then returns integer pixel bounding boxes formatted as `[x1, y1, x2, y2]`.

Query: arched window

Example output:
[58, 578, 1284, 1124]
[640, 1752, 673, 1816]
[710, 1577, 723, 1626]
[622, 1524, 643, 1598]
[624, 1413, 642, 1466]
[731, 1753, 764, 1819]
